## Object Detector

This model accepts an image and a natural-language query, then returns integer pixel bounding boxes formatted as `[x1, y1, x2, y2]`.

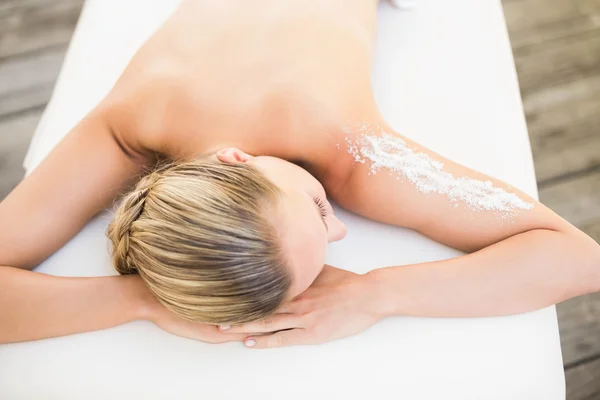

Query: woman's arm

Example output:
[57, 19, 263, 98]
[0, 268, 149, 343]
[367, 227, 600, 318]
[0, 107, 148, 342]
[0, 267, 249, 344]
[330, 126, 600, 316]
[0, 109, 144, 269]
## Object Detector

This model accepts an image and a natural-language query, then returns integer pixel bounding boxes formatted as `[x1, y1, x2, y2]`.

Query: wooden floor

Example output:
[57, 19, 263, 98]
[0, 0, 599, 398]
[502, 1, 600, 398]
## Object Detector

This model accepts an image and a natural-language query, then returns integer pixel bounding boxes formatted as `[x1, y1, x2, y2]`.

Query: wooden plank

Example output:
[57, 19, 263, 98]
[523, 72, 600, 114]
[539, 171, 600, 227]
[533, 134, 600, 187]
[502, 0, 600, 40]
[524, 74, 600, 184]
[0, 46, 67, 117]
[558, 291, 600, 367]
[507, 13, 600, 50]
[565, 356, 600, 400]
[512, 28, 600, 96]
[0, 109, 42, 199]
[0, 0, 83, 59]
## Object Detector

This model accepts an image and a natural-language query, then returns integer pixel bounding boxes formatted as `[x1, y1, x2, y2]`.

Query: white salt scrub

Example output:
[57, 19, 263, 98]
[344, 132, 534, 214]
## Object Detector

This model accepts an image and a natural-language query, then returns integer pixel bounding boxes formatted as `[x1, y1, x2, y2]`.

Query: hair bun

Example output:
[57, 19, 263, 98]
[107, 173, 158, 275]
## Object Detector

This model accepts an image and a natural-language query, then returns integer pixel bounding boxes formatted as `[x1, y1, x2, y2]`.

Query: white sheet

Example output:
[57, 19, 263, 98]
[2, 0, 565, 399]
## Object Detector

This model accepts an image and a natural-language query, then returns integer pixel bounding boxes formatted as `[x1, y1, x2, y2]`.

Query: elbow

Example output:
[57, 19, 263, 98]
[564, 228, 600, 295]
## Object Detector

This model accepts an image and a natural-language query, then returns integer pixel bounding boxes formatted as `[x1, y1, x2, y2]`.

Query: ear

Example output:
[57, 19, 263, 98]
[216, 148, 252, 164]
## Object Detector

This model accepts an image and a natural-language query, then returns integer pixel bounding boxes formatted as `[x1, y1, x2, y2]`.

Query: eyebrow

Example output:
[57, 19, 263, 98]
[312, 201, 329, 233]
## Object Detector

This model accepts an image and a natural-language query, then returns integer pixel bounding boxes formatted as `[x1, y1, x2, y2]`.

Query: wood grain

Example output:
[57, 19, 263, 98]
[558, 292, 600, 367]
[512, 28, 600, 96]
[525, 73, 600, 184]
[566, 356, 600, 400]
[503, 0, 600, 39]
[0, 46, 67, 117]
[539, 172, 600, 229]
[504, 0, 600, 187]
[0, 109, 42, 199]
[0, 0, 83, 59]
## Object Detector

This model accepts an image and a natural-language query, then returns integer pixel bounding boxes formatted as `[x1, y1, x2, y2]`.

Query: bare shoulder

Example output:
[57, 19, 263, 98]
[0, 105, 150, 269]
[102, 65, 196, 159]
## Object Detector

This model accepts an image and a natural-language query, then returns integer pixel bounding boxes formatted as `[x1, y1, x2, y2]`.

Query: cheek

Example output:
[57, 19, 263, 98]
[307, 247, 327, 287]
[293, 264, 324, 297]
[292, 244, 327, 296]
[311, 263, 326, 283]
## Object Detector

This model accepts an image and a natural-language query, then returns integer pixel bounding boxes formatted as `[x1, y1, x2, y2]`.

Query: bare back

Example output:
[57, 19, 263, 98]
[106, 0, 382, 163]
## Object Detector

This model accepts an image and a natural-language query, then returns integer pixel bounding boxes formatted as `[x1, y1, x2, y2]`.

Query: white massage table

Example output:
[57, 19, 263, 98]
[0, 0, 565, 398]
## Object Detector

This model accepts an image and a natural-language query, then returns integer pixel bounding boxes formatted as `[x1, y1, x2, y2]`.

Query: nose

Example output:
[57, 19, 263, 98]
[328, 217, 348, 243]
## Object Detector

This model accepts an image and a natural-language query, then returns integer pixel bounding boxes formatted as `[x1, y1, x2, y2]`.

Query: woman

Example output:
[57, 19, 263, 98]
[1, 0, 599, 349]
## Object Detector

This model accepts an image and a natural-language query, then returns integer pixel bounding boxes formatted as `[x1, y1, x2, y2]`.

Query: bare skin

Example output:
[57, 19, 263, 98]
[1, 0, 599, 345]
[107, 0, 379, 162]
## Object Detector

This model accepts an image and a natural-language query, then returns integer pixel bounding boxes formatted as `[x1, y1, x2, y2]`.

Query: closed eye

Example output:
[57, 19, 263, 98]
[313, 196, 328, 218]
[313, 196, 329, 231]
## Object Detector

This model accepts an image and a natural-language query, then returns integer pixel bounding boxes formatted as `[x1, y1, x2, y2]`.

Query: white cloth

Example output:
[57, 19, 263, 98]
[2, 0, 565, 399]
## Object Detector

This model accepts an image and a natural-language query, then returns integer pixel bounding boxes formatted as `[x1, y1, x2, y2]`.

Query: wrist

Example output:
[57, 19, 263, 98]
[122, 274, 160, 322]
[364, 268, 397, 319]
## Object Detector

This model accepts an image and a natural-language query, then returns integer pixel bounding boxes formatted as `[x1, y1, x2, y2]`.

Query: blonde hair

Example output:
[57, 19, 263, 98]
[107, 157, 292, 325]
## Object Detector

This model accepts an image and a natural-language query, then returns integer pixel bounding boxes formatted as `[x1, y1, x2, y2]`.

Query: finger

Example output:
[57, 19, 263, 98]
[203, 326, 248, 344]
[219, 313, 302, 334]
[244, 329, 308, 349]
[210, 332, 248, 343]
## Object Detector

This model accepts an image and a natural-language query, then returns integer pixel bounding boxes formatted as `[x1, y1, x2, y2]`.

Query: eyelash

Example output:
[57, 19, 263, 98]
[313, 196, 328, 218]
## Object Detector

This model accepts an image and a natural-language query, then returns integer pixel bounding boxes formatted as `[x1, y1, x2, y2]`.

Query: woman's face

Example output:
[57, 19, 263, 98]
[216, 148, 347, 299]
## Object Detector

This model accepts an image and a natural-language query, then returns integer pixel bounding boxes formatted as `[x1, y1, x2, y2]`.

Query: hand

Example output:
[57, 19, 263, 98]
[144, 292, 248, 344]
[218, 265, 383, 349]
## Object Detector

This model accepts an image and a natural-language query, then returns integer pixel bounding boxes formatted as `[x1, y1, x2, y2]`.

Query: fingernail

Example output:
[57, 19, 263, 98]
[245, 339, 256, 347]
[219, 325, 231, 331]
